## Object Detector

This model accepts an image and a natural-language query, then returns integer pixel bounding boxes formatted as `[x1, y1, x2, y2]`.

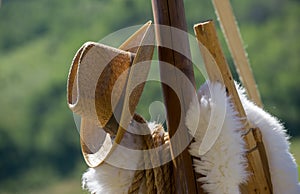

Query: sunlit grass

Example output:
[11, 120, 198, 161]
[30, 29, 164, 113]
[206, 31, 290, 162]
[31, 161, 90, 194]
[29, 178, 88, 194]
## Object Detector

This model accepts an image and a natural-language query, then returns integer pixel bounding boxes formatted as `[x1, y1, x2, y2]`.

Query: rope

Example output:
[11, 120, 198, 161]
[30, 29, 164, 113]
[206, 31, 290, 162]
[161, 131, 173, 194]
[144, 149, 157, 194]
[144, 132, 166, 194]
[127, 170, 145, 194]
[127, 123, 174, 194]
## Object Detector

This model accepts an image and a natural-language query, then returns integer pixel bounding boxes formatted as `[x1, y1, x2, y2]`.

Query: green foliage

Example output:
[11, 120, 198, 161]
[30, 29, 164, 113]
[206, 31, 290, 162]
[0, 0, 299, 192]
[240, 1, 300, 135]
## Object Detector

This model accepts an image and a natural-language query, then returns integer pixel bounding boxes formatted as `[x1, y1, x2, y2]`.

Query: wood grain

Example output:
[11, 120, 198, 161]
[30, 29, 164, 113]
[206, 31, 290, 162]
[212, 0, 263, 107]
[151, 0, 200, 193]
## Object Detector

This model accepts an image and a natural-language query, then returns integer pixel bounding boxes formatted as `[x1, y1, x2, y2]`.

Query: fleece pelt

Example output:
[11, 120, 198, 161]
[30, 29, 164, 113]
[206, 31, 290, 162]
[186, 81, 300, 194]
[186, 81, 248, 194]
[237, 84, 300, 194]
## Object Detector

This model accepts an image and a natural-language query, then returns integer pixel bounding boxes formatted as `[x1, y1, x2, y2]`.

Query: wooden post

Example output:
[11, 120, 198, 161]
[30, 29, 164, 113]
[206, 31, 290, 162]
[194, 20, 273, 193]
[151, 0, 200, 193]
[211, 0, 263, 107]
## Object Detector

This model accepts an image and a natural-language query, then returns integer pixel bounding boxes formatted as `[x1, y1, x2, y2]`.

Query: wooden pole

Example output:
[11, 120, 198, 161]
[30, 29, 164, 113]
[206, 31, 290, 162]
[151, 0, 200, 193]
[194, 20, 273, 193]
[212, 0, 263, 107]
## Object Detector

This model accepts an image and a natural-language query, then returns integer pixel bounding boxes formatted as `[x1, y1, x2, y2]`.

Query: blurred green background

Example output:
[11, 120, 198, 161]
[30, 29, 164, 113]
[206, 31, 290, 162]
[0, 0, 299, 193]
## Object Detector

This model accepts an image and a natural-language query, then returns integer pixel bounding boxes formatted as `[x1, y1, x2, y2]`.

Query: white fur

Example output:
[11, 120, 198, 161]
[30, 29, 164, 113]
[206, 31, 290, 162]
[187, 81, 300, 194]
[237, 84, 300, 194]
[82, 163, 139, 194]
[186, 81, 248, 194]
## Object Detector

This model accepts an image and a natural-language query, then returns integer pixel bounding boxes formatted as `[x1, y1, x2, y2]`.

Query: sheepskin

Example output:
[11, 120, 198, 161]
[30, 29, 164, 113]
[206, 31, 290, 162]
[237, 84, 300, 194]
[186, 81, 248, 194]
[186, 81, 300, 194]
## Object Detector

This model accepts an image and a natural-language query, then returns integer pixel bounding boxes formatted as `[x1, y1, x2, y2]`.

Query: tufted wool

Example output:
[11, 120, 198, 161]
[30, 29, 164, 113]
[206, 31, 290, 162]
[237, 84, 300, 194]
[186, 81, 300, 194]
[82, 163, 142, 194]
[186, 81, 248, 194]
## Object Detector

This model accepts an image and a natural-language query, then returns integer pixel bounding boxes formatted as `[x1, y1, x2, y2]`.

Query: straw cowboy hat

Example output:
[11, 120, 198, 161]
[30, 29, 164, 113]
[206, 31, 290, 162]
[67, 21, 154, 167]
